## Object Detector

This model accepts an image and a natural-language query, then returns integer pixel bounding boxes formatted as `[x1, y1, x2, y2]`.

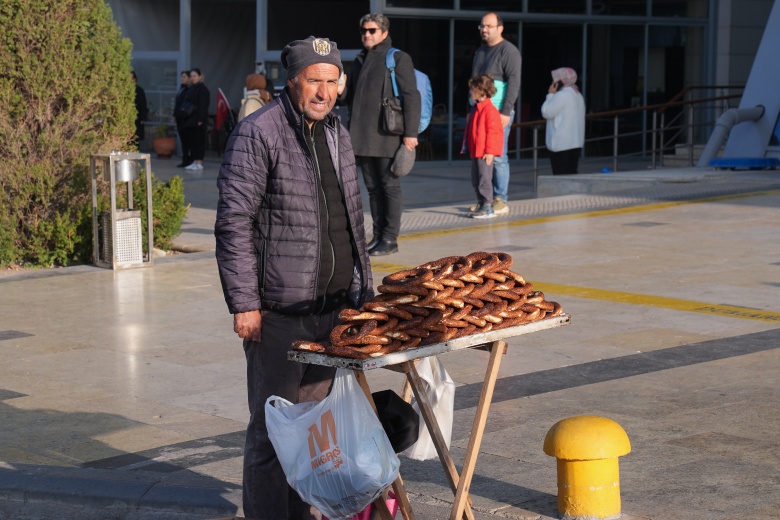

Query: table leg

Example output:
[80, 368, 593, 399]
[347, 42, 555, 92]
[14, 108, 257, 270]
[449, 340, 507, 520]
[402, 361, 476, 520]
[353, 371, 417, 520]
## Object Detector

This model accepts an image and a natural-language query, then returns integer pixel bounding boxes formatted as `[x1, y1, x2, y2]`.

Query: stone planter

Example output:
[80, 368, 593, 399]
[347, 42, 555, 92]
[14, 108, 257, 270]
[152, 137, 176, 158]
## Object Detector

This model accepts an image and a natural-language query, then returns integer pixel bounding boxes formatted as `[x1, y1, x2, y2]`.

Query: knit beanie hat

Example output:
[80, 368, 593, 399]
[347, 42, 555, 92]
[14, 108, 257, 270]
[391, 144, 416, 177]
[281, 36, 343, 80]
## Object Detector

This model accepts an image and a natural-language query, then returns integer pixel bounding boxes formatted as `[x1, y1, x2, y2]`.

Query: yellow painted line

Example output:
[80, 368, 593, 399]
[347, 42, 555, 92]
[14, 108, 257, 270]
[368, 265, 780, 323]
[369, 189, 780, 322]
[369, 262, 411, 274]
[535, 281, 780, 323]
[398, 189, 780, 242]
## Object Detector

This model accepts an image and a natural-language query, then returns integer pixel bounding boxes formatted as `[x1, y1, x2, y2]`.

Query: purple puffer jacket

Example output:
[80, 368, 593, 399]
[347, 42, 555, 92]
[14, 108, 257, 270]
[215, 90, 372, 315]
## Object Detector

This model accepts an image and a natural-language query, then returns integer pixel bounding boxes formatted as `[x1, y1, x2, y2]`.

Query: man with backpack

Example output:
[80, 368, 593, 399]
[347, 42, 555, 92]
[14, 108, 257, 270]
[342, 13, 421, 256]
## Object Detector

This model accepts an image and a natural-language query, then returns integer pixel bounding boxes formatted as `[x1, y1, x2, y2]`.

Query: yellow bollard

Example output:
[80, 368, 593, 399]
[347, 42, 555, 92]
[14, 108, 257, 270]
[543, 416, 631, 520]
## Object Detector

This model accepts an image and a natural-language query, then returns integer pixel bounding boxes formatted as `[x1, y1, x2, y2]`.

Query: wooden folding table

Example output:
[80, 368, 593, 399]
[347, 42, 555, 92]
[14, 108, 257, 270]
[289, 314, 570, 520]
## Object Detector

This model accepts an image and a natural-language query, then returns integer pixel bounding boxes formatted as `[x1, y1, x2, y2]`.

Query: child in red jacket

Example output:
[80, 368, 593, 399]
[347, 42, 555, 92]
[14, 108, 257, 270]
[465, 74, 504, 218]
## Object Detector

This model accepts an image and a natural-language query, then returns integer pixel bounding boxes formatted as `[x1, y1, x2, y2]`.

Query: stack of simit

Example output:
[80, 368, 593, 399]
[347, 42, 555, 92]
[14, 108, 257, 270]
[293, 251, 563, 359]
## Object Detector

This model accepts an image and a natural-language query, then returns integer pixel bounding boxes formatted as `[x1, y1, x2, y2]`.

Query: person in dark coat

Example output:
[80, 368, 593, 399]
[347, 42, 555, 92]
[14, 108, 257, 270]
[173, 70, 192, 167]
[342, 13, 421, 256]
[185, 68, 210, 171]
[131, 71, 148, 145]
[214, 36, 372, 519]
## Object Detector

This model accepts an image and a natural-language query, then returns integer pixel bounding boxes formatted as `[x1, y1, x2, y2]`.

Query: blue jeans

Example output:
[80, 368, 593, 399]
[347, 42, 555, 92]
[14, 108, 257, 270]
[492, 109, 514, 202]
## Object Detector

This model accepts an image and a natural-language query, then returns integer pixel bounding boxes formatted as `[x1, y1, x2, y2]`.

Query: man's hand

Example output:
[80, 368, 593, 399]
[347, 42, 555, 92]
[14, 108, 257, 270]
[403, 136, 418, 151]
[234, 310, 262, 342]
[500, 114, 511, 127]
[483, 153, 494, 166]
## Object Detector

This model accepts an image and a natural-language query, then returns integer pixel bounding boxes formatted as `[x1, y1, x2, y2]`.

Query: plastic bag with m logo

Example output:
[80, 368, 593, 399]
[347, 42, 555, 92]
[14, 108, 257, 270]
[266, 368, 400, 519]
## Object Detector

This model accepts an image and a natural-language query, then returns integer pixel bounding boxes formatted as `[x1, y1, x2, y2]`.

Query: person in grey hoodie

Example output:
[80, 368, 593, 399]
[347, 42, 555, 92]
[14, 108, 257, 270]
[214, 36, 372, 520]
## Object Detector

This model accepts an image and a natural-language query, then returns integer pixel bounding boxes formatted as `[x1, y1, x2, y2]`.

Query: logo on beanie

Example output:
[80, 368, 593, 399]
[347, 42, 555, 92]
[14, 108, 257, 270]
[312, 38, 332, 56]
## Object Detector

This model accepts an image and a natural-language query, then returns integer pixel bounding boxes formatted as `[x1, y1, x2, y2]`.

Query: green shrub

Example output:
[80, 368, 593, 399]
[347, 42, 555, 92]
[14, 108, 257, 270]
[0, 0, 136, 268]
[128, 172, 188, 252]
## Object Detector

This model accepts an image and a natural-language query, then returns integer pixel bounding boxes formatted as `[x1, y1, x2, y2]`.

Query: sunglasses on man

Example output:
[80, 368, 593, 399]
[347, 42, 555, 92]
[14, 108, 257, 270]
[359, 27, 380, 35]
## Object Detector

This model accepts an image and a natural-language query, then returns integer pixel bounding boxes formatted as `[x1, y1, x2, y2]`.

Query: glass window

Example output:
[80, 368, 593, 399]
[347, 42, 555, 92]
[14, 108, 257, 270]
[267, 0, 369, 50]
[652, 0, 707, 18]
[528, 1, 586, 14]
[386, 0, 454, 7]
[131, 59, 179, 123]
[388, 18, 453, 160]
[522, 24, 584, 121]
[594, 0, 647, 16]
[108, 0, 178, 52]
[460, 1, 522, 12]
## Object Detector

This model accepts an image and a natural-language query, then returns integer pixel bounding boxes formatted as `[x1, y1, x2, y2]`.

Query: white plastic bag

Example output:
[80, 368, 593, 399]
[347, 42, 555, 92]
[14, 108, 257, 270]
[265, 368, 400, 520]
[402, 356, 456, 461]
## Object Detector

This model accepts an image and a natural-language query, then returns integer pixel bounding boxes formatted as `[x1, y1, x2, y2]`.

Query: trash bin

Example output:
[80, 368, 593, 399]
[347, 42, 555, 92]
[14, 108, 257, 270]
[90, 152, 154, 269]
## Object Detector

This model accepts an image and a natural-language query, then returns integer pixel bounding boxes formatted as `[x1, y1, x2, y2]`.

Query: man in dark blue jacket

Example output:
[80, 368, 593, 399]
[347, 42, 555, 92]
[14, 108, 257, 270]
[215, 36, 373, 519]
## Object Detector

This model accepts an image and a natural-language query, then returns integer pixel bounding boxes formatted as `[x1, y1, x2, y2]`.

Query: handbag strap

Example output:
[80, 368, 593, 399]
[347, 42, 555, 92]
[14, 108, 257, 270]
[385, 48, 401, 98]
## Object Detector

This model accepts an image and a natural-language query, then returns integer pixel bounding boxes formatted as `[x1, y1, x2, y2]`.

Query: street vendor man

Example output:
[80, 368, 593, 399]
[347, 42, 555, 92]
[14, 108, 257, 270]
[214, 36, 373, 519]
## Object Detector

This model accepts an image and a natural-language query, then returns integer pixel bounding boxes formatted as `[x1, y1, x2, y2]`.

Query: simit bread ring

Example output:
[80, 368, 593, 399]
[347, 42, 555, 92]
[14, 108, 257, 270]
[323, 343, 372, 359]
[494, 280, 516, 291]
[378, 284, 430, 297]
[454, 324, 478, 338]
[362, 302, 415, 321]
[437, 297, 465, 309]
[466, 252, 499, 276]
[494, 290, 521, 301]
[382, 267, 433, 287]
[339, 309, 389, 322]
[478, 292, 503, 303]
[502, 269, 526, 284]
[452, 283, 475, 298]
[469, 278, 495, 298]
[292, 340, 326, 352]
[461, 296, 485, 308]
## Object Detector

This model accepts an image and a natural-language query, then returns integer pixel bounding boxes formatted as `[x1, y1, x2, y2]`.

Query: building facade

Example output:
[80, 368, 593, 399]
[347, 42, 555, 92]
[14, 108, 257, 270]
[109, 0, 774, 160]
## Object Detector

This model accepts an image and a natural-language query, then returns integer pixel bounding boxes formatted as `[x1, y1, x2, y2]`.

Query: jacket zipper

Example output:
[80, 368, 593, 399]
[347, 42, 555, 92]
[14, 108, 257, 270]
[332, 122, 366, 308]
[306, 124, 336, 314]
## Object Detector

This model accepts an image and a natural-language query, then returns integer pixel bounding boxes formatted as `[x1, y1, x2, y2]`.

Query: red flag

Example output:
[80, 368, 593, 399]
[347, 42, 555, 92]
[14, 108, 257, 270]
[216, 88, 231, 130]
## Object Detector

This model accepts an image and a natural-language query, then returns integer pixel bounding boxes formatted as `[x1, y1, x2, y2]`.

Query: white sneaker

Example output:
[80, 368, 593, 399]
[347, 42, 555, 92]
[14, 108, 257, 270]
[184, 163, 197, 170]
[193, 163, 204, 170]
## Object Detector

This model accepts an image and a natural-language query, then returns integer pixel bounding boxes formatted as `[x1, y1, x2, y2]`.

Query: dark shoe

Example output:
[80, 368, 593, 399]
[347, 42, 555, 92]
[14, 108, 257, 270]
[367, 235, 382, 251]
[369, 239, 398, 256]
[470, 203, 496, 219]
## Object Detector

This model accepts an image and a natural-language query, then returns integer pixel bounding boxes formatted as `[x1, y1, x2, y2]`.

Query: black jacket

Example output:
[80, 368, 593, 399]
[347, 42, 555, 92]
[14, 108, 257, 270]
[344, 37, 421, 158]
[183, 82, 210, 128]
[215, 90, 373, 315]
[174, 84, 190, 127]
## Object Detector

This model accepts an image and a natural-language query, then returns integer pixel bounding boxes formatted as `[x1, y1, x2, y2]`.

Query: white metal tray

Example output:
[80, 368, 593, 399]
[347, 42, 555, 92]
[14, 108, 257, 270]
[288, 314, 570, 371]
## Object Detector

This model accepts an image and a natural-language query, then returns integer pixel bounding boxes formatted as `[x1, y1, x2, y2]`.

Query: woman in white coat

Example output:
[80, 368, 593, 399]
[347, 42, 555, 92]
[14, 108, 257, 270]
[541, 67, 586, 174]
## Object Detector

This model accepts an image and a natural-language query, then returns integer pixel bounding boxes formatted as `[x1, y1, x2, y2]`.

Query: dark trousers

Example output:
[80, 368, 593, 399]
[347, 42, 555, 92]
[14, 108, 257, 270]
[177, 125, 193, 164]
[243, 310, 340, 520]
[192, 125, 207, 161]
[358, 156, 402, 242]
[471, 157, 494, 204]
[549, 147, 581, 175]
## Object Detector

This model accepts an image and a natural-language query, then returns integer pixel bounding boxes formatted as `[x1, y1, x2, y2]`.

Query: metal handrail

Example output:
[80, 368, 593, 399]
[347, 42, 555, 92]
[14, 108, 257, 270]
[510, 86, 744, 184]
